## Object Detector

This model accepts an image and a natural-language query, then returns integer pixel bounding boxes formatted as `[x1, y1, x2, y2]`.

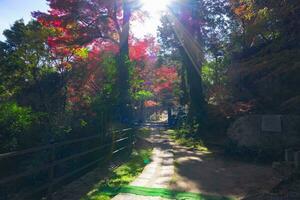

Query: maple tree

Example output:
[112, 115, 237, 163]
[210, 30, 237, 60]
[0, 0, 299, 172]
[231, 0, 300, 48]
[34, 0, 142, 121]
[64, 35, 160, 117]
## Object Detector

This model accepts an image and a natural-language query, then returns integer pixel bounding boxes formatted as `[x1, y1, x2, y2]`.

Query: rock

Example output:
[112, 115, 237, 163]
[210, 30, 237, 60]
[227, 115, 261, 147]
[227, 115, 300, 151]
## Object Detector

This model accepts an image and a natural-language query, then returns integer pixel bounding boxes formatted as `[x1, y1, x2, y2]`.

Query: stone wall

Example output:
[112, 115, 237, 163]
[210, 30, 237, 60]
[227, 115, 300, 151]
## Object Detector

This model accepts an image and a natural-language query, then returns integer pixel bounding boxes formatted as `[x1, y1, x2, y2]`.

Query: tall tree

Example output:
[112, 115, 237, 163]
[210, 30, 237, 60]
[159, 0, 231, 126]
[34, 0, 141, 121]
[230, 0, 300, 49]
[0, 20, 72, 148]
[0, 20, 60, 109]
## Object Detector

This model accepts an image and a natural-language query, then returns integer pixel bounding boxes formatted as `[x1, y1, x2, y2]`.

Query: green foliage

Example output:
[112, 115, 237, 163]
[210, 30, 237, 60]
[0, 102, 37, 151]
[74, 47, 89, 59]
[0, 20, 53, 100]
[202, 58, 230, 105]
[80, 119, 88, 127]
[231, 0, 300, 51]
[102, 55, 118, 100]
[202, 63, 217, 86]
[129, 61, 150, 102]
[0, 102, 34, 133]
[132, 90, 153, 101]
[0, 19, 71, 151]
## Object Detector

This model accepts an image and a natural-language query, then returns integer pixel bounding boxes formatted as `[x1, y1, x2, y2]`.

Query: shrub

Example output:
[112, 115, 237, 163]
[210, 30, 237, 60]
[0, 102, 37, 152]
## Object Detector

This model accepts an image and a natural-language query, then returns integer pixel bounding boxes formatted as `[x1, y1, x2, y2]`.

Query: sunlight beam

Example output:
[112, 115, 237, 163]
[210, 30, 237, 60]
[132, 0, 173, 38]
[141, 0, 173, 13]
[166, 11, 205, 77]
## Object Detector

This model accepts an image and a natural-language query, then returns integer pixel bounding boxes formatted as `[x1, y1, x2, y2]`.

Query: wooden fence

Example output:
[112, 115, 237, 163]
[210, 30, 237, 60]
[0, 128, 135, 200]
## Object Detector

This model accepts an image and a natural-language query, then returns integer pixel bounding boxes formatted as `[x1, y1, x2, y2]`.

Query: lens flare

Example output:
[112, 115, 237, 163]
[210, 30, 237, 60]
[141, 0, 172, 13]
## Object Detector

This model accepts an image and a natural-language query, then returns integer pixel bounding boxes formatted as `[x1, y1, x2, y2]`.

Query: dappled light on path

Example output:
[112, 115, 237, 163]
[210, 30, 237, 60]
[115, 125, 280, 199]
[114, 126, 233, 200]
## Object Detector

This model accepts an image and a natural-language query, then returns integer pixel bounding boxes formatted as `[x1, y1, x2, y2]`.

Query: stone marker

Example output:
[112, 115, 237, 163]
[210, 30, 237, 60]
[261, 115, 282, 132]
[285, 149, 294, 163]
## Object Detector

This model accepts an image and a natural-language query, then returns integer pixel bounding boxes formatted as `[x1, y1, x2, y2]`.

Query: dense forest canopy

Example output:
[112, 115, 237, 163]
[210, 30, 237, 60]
[0, 0, 299, 153]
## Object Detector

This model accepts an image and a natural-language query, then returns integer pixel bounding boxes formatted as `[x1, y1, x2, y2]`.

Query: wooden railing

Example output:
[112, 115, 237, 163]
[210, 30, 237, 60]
[0, 128, 135, 200]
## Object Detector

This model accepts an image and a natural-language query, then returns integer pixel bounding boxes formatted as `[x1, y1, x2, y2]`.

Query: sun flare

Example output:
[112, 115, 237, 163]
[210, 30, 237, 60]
[132, 0, 173, 38]
[141, 0, 172, 13]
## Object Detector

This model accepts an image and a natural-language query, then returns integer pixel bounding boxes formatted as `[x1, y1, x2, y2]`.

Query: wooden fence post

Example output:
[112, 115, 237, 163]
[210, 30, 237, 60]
[294, 151, 300, 169]
[129, 129, 134, 156]
[100, 112, 104, 142]
[47, 142, 55, 200]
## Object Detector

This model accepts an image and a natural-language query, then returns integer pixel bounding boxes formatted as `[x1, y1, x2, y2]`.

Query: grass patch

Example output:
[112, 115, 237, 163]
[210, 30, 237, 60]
[81, 149, 152, 200]
[166, 129, 210, 153]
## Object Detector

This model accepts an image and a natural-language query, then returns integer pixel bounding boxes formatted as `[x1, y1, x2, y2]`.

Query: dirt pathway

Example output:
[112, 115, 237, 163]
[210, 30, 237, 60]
[170, 143, 280, 199]
[113, 126, 280, 200]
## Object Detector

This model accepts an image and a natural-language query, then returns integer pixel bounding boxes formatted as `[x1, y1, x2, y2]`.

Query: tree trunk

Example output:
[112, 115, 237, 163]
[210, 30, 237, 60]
[167, 107, 172, 126]
[180, 64, 188, 106]
[178, 2, 207, 127]
[180, 48, 206, 125]
[117, 0, 132, 122]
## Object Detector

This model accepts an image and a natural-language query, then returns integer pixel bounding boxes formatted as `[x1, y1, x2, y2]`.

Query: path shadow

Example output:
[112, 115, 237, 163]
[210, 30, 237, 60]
[170, 143, 280, 198]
